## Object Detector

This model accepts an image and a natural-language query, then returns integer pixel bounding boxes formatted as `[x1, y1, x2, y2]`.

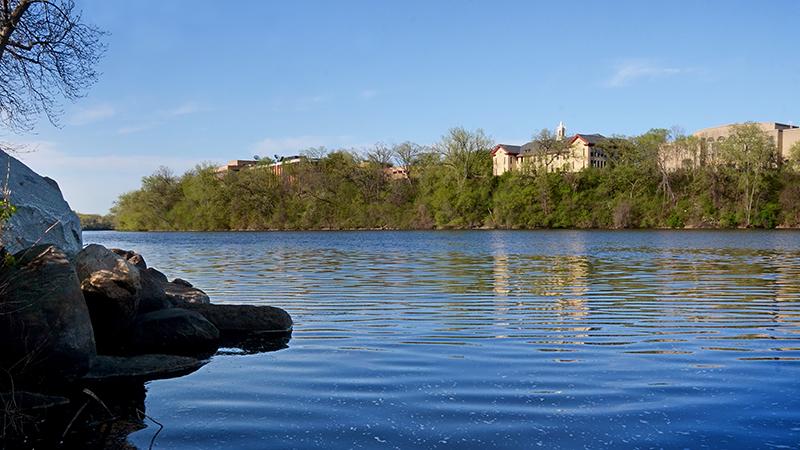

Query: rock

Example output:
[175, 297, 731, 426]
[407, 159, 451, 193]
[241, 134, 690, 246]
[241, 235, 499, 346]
[110, 248, 147, 270]
[0, 245, 96, 385]
[0, 150, 83, 257]
[75, 245, 143, 350]
[145, 267, 168, 283]
[128, 308, 219, 355]
[128, 253, 146, 270]
[164, 281, 210, 305]
[181, 303, 293, 336]
[137, 266, 171, 314]
[172, 277, 192, 287]
[75, 244, 141, 284]
[83, 354, 206, 383]
[81, 270, 141, 350]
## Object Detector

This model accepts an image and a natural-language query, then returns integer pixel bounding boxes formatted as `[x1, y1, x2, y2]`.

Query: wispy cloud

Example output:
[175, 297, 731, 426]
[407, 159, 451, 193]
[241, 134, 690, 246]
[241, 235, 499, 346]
[252, 135, 357, 156]
[359, 89, 378, 100]
[606, 60, 697, 87]
[162, 101, 210, 117]
[68, 104, 115, 125]
[117, 123, 157, 135]
[117, 101, 209, 134]
[12, 140, 200, 213]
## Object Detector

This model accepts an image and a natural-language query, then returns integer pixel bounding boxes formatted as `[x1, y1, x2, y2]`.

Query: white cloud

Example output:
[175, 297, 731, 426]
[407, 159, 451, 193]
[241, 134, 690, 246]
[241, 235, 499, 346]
[67, 104, 115, 125]
[606, 60, 696, 87]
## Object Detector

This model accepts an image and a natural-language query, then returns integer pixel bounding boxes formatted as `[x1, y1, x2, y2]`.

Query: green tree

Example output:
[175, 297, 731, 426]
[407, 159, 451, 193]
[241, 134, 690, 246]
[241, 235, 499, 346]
[718, 123, 777, 227]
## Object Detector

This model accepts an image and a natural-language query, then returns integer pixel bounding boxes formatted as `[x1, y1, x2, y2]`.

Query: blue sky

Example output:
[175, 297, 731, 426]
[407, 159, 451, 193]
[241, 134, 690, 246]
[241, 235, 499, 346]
[7, 0, 800, 213]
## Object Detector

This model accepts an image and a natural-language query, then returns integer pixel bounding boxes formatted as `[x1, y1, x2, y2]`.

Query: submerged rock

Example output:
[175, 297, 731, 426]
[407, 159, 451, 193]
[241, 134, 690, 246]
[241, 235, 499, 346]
[0, 150, 82, 256]
[83, 354, 207, 383]
[128, 308, 220, 355]
[0, 245, 96, 385]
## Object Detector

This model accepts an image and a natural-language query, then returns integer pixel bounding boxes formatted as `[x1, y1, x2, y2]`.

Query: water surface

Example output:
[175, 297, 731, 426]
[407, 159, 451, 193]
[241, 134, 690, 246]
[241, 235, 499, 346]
[83, 230, 800, 449]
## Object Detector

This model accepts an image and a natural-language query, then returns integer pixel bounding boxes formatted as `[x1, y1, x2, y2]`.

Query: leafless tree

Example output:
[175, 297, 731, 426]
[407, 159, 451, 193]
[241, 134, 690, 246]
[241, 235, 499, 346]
[366, 142, 394, 167]
[392, 141, 424, 180]
[0, 0, 106, 131]
[526, 128, 571, 173]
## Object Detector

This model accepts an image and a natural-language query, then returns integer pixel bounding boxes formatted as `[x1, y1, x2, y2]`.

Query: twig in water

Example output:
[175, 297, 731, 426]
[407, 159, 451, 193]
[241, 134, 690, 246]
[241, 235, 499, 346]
[137, 408, 164, 450]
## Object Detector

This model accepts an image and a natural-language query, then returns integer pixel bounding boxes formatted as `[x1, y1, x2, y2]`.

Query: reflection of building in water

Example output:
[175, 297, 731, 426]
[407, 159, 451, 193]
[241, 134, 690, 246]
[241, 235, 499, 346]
[774, 263, 800, 326]
[491, 233, 512, 296]
[490, 232, 593, 335]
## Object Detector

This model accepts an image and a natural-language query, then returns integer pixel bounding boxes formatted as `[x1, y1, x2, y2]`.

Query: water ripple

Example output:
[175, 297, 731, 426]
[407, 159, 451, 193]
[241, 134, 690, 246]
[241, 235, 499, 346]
[83, 230, 800, 449]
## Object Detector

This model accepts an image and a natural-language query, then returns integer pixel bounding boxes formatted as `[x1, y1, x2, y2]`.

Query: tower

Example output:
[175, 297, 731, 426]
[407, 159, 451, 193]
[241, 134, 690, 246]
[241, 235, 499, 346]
[556, 121, 566, 141]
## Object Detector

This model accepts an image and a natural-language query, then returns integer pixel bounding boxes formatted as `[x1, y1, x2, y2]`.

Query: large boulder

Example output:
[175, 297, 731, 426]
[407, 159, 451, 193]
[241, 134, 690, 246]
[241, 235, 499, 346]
[182, 303, 293, 336]
[81, 270, 141, 350]
[75, 244, 141, 284]
[77, 245, 143, 350]
[79, 245, 170, 315]
[137, 268, 171, 313]
[127, 308, 219, 355]
[0, 245, 96, 386]
[0, 150, 82, 257]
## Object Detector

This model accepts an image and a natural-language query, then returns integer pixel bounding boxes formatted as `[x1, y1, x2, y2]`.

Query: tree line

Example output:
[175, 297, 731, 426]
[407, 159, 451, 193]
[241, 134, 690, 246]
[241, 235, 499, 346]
[106, 124, 800, 231]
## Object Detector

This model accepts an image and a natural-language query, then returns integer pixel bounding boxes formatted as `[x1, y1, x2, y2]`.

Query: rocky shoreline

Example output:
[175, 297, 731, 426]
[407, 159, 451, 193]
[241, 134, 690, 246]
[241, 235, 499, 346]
[0, 243, 292, 447]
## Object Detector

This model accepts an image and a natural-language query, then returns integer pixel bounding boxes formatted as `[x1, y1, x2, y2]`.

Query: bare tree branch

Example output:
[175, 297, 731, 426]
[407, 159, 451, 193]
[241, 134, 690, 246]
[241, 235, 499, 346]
[0, 0, 106, 131]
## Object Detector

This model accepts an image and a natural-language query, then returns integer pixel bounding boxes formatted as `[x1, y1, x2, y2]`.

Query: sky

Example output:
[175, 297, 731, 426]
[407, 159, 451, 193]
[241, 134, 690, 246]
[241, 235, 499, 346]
[5, 0, 800, 214]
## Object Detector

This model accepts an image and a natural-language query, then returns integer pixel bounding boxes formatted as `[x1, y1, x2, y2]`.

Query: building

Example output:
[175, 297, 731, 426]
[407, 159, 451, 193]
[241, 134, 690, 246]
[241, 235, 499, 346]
[663, 122, 800, 171]
[492, 123, 607, 176]
[215, 156, 307, 177]
[693, 122, 800, 164]
[215, 159, 259, 175]
[270, 155, 304, 177]
[491, 144, 523, 176]
[383, 166, 409, 180]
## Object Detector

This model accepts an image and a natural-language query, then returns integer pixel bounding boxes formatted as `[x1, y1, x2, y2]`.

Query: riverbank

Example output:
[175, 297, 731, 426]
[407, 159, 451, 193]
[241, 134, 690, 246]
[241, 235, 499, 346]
[110, 133, 800, 232]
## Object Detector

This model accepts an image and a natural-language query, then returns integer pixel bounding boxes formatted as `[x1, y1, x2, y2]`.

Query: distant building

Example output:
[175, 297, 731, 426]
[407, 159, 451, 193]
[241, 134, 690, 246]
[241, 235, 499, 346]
[693, 122, 800, 164]
[270, 155, 304, 177]
[215, 159, 258, 175]
[383, 166, 408, 180]
[215, 156, 307, 177]
[491, 144, 523, 176]
[492, 123, 607, 176]
[664, 122, 800, 171]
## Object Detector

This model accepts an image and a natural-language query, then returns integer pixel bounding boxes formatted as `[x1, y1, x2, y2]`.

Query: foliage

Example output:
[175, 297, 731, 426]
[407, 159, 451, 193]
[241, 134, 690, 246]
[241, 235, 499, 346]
[76, 212, 114, 230]
[112, 127, 800, 231]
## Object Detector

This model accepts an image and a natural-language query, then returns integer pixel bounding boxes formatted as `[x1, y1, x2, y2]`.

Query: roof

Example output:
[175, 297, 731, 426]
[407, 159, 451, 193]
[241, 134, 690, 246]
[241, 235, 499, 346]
[491, 144, 522, 155]
[693, 122, 799, 137]
[570, 134, 606, 146]
[519, 141, 542, 154]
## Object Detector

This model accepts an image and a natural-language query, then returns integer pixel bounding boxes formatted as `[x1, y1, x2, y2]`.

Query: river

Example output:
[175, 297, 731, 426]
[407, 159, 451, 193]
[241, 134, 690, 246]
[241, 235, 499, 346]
[83, 230, 800, 449]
